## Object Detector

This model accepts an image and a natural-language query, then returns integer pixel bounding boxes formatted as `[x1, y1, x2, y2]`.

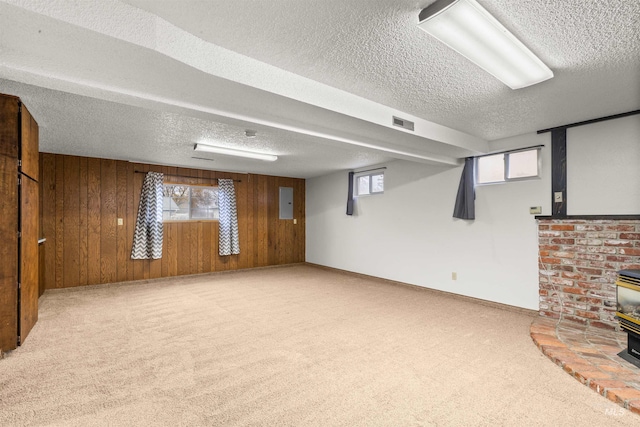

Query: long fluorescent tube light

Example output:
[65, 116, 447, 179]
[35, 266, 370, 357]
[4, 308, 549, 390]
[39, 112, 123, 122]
[194, 143, 278, 161]
[418, 0, 553, 89]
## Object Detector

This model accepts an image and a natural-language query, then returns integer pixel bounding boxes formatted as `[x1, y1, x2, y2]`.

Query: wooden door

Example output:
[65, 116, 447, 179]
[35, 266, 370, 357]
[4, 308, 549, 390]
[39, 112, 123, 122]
[0, 95, 19, 352]
[19, 98, 39, 344]
[0, 156, 18, 351]
[19, 176, 39, 343]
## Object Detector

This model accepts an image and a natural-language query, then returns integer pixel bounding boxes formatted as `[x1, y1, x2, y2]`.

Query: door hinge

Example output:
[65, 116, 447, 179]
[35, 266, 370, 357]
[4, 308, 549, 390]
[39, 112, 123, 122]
[18, 159, 22, 167]
[18, 282, 21, 289]
[17, 231, 21, 238]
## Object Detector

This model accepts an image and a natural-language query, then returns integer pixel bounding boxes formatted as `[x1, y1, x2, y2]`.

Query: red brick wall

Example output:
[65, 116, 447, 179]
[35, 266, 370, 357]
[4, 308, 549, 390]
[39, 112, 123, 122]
[538, 219, 640, 329]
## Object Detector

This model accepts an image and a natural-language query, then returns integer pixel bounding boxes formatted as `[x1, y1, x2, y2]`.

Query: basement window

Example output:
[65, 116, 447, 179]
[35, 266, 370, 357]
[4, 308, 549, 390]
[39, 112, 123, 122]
[163, 184, 219, 221]
[475, 147, 541, 185]
[355, 170, 384, 196]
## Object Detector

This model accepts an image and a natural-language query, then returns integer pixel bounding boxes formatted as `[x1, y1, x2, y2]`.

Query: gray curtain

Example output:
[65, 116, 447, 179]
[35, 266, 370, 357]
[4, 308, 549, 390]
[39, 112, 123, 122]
[131, 171, 164, 259]
[453, 157, 475, 220]
[218, 178, 240, 256]
[346, 171, 355, 215]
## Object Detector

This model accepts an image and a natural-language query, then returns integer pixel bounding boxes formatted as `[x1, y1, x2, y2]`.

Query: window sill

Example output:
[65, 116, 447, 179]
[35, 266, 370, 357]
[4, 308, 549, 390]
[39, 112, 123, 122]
[355, 192, 384, 197]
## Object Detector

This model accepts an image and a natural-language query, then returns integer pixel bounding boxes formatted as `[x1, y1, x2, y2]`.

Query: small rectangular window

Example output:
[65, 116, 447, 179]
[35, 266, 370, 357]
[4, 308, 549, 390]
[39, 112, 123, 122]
[357, 175, 370, 195]
[476, 148, 540, 185]
[477, 154, 505, 184]
[507, 149, 538, 179]
[163, 184, 219, 221]
[371, 174, 384, 193]
[355, 171, 384, 196]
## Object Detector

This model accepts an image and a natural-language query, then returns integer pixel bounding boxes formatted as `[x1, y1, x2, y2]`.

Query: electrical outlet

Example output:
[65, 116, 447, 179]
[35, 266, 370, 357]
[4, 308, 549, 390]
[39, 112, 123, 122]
[117, 218, 123, 226]
[293, 219, 297, 224]
[452, 272, 457, 281]
[554, 192, 563, 203]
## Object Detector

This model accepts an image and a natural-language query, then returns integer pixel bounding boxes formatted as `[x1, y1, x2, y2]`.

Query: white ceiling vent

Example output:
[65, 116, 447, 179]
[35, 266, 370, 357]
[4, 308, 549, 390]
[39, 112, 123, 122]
[392, 116, 414, 131]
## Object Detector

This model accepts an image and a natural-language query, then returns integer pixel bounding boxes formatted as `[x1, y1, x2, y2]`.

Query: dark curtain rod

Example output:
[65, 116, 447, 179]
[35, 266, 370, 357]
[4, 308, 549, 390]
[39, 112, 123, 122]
[134, 170, 241, 183]
[537, 109, 640, 134]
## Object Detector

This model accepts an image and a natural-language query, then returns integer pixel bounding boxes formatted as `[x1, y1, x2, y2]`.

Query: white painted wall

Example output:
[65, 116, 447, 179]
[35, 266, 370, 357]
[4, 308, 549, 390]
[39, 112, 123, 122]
[567, 115, 640, 215]
[306, 116, 640, 309]
[306, 132, 551, 310]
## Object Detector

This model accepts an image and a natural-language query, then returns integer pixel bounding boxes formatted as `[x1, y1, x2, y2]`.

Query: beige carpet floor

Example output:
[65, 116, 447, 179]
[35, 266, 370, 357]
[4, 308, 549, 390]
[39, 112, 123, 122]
[0, 264, 637, 426]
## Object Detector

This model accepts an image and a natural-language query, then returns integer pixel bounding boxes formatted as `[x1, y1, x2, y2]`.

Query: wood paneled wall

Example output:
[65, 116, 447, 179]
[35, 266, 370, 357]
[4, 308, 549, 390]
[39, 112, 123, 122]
[39, 153, 305, 289]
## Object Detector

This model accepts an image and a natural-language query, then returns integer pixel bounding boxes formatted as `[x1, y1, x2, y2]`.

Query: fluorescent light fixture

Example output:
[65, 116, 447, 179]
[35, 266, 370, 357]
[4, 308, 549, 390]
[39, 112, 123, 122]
[418, 0, 553, 89]
[194, 143, 278, 161]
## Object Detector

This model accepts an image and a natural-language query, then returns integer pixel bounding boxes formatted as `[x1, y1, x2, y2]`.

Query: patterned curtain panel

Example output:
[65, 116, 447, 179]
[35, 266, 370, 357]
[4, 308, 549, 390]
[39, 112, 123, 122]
[131, 171, 164, 259]
[218, 178, 240, 256]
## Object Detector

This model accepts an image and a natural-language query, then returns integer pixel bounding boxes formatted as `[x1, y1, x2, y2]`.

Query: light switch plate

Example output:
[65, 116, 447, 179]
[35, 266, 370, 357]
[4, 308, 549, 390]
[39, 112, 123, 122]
[530, 206, 542, 215]
[117, 218, 123, 226]
[554, 192, 563, 203]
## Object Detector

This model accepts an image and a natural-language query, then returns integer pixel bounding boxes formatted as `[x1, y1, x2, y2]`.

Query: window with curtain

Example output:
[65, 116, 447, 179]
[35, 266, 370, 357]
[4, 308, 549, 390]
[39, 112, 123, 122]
[162, 184, 219, 221]
[355, 170, 384, 196]
[476, 147, 541, 185]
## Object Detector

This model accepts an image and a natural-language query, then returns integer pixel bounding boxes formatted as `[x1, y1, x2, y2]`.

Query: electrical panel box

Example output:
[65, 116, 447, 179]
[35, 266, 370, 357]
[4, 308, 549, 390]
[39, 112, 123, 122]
[279, 187, 293, 220]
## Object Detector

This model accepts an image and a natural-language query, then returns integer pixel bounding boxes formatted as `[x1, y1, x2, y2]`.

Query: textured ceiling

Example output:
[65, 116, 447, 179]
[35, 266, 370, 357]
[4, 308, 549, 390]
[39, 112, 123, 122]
[124, 0, 640, 139]
[0, 0, 638, 178]
[1, 79, 392, 178]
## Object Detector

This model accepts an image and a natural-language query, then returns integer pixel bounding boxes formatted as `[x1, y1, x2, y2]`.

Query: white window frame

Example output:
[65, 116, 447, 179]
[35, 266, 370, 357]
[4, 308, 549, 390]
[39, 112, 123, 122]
[162, 183, 219, 221]
[475, 147, 541, 185]
[354, 170, 385, 196]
